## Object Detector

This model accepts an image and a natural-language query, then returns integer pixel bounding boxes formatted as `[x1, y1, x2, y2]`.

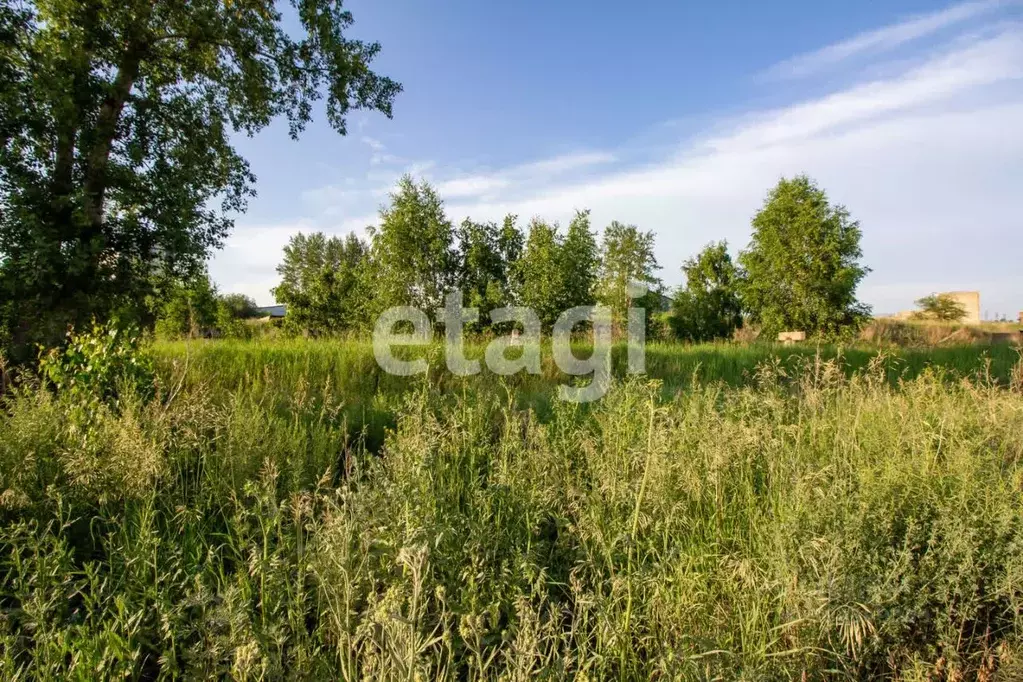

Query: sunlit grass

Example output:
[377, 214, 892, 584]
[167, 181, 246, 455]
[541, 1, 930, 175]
[1, 339, 1022, 678]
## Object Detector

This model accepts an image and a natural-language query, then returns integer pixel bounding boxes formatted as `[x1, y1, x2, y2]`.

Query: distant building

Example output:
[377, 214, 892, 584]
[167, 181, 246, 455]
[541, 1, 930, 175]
[254, 305, 286, 319]
[939, 291, 980, 324]
[889, 290, 982, 323]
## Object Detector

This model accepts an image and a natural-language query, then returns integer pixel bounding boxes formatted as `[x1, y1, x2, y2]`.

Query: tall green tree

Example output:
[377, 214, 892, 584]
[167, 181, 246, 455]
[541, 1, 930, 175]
[670, 241, 743, 342]
[272, 232, 371, 335]
[154, 271, 220, 339]
[595, 220, 661, 331]
[455, 215, 522, 329]
[518, 220, 566, 330]
[214, 292, 259, 339]
[218, 293, 258, 321]
[738, 176, 870, 337]
[560, 210, 599, 310]
[497, 214, 525, 303]
[369, 176, 455, 314]
[0, 0, 399, 356]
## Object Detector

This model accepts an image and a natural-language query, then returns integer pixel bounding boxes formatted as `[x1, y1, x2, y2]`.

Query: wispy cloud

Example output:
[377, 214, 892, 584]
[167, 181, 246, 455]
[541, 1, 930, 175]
[434, 152, 616, 201]
[435, 176, 511, 199]
[761, 0, 1007, 80]
[723, 28, 1023, 152]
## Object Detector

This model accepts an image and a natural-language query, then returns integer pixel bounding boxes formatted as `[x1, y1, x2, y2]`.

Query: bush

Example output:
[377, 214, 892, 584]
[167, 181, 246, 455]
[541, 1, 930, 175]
[38, 323, 155, 409]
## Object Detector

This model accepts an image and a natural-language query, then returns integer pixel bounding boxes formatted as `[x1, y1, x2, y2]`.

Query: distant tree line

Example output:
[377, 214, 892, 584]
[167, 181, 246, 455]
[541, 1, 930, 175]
[155, 275, 259, 340]
[267, 174, 871, 341]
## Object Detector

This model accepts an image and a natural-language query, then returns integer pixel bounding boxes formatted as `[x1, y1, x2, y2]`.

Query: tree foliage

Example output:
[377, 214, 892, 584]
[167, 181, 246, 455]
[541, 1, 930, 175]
[154, 271, 220, 339]
[218, 293, 258, 321]
[560, 210, 599, 310]
[670, 241, 742, 342]
[914, 293, 967, 322]
[272, 232, 371, 335]
[455, 215, 523, 330]
[595, 220, 660, 331]
[738, 176, 870, 338]
[0, 0, 399, 356]
[517, 220, 564, 330]
[369, 176, 455, 314]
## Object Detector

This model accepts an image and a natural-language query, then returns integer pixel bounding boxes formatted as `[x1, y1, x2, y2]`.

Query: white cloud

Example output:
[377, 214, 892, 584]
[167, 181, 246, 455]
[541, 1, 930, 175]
[761, 0, 1008, 80]
[718, 28, 1023, 153]
[208, 223, 316, 304]
[512, 151, 616, 176]
[212, 19, 1023, 316]
[433, 152, 616, 200]
[435, 176, 511, 199]
[361, 135, 386, 151]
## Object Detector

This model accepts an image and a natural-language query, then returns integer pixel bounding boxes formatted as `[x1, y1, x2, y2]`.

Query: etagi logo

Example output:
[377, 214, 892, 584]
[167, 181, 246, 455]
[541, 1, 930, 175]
[373, 284, 650, 403]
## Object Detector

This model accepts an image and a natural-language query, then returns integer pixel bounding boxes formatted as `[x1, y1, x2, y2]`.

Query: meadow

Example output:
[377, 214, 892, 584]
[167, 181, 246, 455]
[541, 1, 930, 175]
[1, 336, 1022, 680]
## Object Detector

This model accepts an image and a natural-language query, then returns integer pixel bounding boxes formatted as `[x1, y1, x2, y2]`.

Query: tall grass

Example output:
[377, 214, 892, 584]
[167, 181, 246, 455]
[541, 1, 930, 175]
[1, 342, 1022, 679]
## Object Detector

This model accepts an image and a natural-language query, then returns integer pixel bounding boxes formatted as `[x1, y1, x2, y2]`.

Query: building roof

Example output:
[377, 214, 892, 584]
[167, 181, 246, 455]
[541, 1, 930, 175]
[254, 305, 286, 318]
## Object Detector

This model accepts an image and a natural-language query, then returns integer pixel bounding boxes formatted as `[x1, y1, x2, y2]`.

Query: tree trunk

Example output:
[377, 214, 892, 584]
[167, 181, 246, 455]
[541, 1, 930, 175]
[81, 48, 143, 232]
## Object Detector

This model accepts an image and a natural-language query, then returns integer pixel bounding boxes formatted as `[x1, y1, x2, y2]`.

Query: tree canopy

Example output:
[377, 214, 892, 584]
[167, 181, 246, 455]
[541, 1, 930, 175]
[272, 232, 371, 335]
[516, 215, 600, 331]
[455, 215, 523, 330]
[738, 176, 870, 337]
[0, 0, 399, 356]
[369, 176, 455, 315]
[595, 220, 660, 332]
[914, 293, 967, 322]
[670, 241, 742, 342]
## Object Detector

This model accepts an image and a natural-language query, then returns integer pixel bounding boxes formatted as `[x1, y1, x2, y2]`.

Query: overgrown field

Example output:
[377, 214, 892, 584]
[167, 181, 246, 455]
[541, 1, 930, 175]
[2, 339, 1023, 680]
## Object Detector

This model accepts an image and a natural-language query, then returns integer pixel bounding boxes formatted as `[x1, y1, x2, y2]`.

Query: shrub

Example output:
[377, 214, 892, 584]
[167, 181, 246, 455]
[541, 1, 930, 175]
[38, 323, 155, 409]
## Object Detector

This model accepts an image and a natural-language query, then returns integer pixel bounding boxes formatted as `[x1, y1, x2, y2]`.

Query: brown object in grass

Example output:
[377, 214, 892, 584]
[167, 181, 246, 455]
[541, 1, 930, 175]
[777, 331, 806, 345]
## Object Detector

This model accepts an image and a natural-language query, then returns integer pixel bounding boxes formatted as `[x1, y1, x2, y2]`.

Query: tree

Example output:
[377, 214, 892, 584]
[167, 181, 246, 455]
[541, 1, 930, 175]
[214, 293, 258, 339]
[218, 294, 258, 321]
[595, 220, 661, 332]
[369, 177, 455, 314]
[560, 210, 599, 310]
[0, 0, 399, 357]
[670, 241, 742, 342]
[455, 215, 522, 330]
[518, 220, 566, 330]
[497, 214, 525, 303]
[738, 176, 870, 337]
[155, 271, 220, 339]
[914, 294, 967, 322]
[272, 232, 371, 335]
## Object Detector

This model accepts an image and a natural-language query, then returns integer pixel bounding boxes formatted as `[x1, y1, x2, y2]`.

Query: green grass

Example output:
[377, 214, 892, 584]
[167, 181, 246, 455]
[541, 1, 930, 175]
[1, 338, 1022, 679]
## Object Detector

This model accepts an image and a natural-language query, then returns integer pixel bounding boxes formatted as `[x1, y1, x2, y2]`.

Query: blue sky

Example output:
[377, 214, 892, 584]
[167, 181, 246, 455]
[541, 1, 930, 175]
[211, 0, 1023, 318]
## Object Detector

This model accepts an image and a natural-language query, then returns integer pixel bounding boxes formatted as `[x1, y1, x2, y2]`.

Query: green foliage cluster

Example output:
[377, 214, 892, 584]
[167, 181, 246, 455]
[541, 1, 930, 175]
[276, 193, 621, 335]
[2, 344, 1022, 678]
[155, 271, 259, 340]
[0, 0, 399, 359]
[38, 323, 154, 410]
[455, 215, 524, 329]
[595, 220, 660, 331]
[737, 175, 872, 337]
[273, 232, 372, 335]
[670, 240, 743, 342]
[518, 211, 602, 330]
